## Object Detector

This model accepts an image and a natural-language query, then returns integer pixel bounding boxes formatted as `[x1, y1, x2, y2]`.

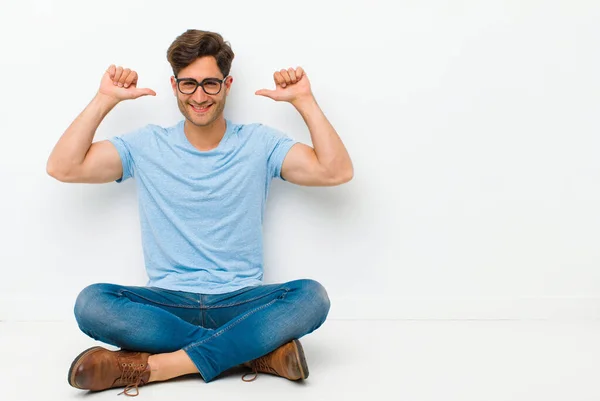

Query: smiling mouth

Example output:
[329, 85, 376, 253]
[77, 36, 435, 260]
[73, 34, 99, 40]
[190, 104, 213, 113]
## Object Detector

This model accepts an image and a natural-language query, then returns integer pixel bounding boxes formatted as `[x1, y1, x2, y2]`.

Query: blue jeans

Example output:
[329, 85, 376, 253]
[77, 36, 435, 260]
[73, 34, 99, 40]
[73, 279, 330, 382]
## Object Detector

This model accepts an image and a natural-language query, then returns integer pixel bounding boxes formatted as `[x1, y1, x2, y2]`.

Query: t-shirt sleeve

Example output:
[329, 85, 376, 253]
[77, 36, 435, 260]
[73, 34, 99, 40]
[261, 125, 298, 180]
[107, 125, 151, 183]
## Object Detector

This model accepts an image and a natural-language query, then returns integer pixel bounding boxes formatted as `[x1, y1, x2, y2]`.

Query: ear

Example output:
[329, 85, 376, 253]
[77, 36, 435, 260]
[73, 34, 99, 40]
[170, 76, 177, 96]
[225, 76, 233, 95]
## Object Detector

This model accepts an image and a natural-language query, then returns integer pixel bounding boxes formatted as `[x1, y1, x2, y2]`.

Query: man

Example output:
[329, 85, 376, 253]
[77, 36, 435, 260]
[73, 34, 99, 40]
[47, 29, 353, 396]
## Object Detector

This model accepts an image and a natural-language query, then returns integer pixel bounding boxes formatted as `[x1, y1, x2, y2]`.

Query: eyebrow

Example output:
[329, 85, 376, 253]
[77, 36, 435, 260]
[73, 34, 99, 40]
[177, 76, 224, 81]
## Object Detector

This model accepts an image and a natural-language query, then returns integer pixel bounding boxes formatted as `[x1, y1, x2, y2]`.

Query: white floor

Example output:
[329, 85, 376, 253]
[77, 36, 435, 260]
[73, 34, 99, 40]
[1, 320, 599, 401]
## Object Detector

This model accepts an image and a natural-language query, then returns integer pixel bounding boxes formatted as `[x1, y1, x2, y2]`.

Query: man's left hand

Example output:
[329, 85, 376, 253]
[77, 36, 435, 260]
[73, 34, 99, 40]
[255, 67, 313, 104]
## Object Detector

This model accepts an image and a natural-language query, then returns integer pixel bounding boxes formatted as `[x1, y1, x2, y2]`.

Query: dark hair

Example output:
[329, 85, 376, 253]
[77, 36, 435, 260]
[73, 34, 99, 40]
[167, 29, 235, 78]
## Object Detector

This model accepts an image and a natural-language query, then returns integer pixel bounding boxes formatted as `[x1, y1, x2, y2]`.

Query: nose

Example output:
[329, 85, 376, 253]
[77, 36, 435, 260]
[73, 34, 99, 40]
[191, 87, 210, 104]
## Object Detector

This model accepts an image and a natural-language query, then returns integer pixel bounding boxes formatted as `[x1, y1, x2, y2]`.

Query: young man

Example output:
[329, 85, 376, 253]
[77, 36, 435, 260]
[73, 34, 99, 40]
[47, 29, 353, 396]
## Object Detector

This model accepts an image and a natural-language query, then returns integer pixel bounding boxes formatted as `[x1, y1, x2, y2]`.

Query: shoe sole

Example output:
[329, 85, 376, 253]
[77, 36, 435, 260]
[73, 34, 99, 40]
[67, 346, 104, 388]
[292, 339, 309, 380]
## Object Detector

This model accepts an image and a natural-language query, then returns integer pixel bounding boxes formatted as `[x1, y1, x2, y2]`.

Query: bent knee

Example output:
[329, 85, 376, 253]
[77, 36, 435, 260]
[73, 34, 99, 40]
[74, 283, 115, 328]
[294, 279, 331, 322]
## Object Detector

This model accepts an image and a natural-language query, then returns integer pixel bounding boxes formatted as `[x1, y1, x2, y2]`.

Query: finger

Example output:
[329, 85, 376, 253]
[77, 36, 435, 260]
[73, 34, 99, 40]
[118, 68, 131, 87]
[107, 64, 116, 79]
[296, 66, 305, 80]
[288, 68, 297, 84]
[124, 70, 137, 88]
[132, 88, 157, 98]
[113, 66, 123, 85]
[273, 71, 286, 88]
[255, 89, 277, 99]
[280, 69, 292, 86]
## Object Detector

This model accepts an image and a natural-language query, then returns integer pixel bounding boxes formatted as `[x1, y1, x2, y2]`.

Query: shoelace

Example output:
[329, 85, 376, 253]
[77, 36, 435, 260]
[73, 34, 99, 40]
[116, 362, 148, 397]
[241, 358, 278, 382]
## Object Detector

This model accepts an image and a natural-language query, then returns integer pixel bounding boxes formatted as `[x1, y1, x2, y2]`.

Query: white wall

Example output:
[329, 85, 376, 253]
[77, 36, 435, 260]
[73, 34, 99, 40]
[1, 0, 600, 322]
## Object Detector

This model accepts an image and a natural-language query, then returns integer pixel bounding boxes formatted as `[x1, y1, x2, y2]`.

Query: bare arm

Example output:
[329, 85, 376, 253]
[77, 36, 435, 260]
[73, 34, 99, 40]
[46, 65, 156, 183]
[283, 97, 353, 186]
[47, 93, 121, 183]
[256, 67, 353, 186]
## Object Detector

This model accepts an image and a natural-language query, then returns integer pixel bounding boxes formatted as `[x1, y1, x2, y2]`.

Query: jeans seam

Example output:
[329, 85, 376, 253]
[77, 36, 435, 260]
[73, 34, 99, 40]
[117, 286, 292, 310]
[200, 294, 205, 327]
[186, 288, 289, 349]
[204, 287, 291, 309]
[119, 289, 199, 309]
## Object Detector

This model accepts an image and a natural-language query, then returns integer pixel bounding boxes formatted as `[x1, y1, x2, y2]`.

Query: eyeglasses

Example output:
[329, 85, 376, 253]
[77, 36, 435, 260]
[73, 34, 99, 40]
[175, 76, 228, 95]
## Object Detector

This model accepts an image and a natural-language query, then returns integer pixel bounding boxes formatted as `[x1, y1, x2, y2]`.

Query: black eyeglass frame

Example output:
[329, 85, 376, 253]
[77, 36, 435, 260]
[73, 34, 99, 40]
[175, 76, 229, 95]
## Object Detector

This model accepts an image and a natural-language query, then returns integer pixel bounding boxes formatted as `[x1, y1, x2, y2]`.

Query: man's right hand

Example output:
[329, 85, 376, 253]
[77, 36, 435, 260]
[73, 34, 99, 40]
[98, 65, 156, 102]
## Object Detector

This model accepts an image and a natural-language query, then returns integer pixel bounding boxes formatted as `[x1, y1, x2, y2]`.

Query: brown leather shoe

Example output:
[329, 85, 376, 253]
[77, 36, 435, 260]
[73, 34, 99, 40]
[68, 346, 151, 396]
[242, 339, 309, 382]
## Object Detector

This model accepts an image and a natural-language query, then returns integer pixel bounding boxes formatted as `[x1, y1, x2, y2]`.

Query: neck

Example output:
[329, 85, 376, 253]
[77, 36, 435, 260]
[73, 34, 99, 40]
[183, 116, 227, 151]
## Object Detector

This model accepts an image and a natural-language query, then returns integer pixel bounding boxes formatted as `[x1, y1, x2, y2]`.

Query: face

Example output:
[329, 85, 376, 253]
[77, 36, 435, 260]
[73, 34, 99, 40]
[170, 56, 232, 128]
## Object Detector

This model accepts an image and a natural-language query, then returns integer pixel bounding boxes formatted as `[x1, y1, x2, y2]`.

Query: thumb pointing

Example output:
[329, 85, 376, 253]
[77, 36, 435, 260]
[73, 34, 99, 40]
[134, 88, 157, 98]
[255, 89, 276, 98]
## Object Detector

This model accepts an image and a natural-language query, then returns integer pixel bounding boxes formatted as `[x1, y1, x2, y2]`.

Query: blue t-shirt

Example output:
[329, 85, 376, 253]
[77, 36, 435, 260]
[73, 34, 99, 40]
[108, 119, 297, 294]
